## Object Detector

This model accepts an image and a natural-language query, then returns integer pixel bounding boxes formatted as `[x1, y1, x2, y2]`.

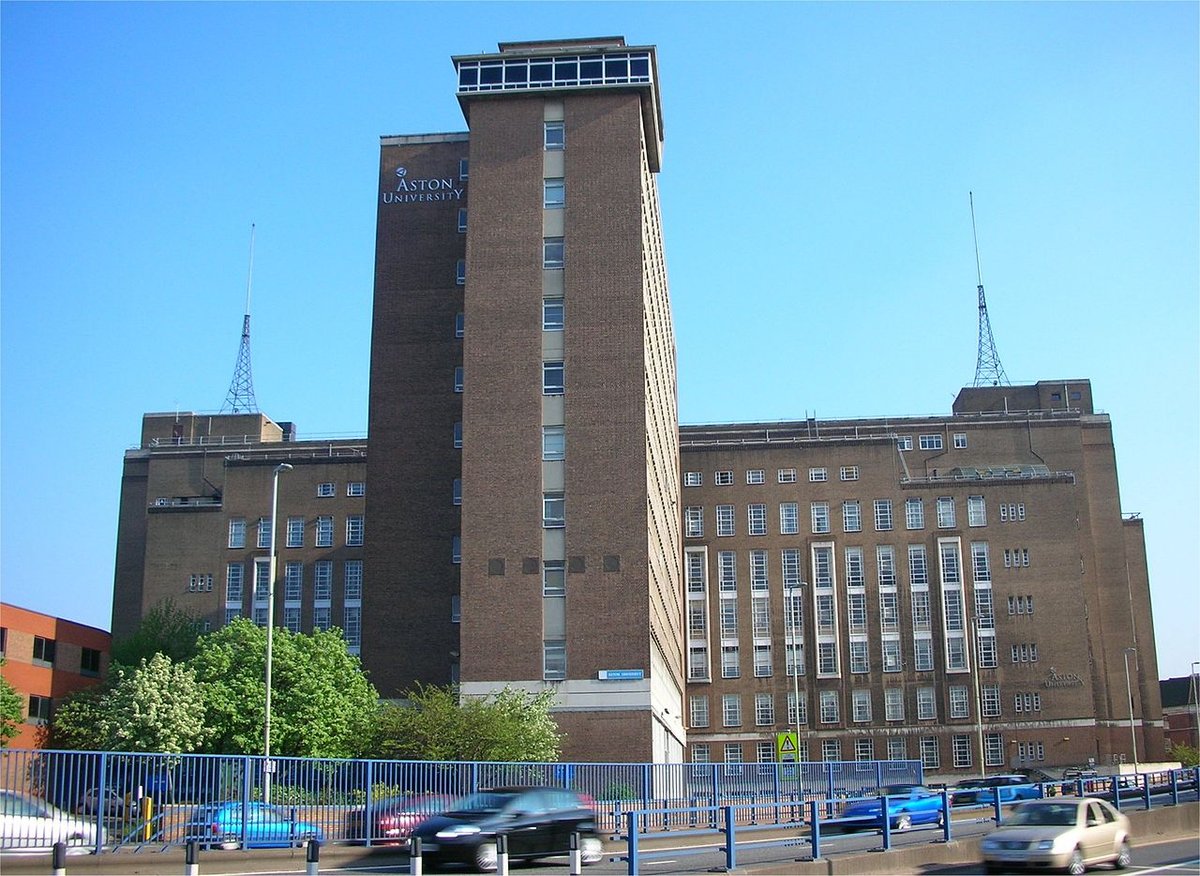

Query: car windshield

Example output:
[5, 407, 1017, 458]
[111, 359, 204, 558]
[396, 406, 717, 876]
[1007, 803, 1078, 827]
[955, 780, 986, 789]
[882, 784, 920, 795]
[447, 792, 519, 816]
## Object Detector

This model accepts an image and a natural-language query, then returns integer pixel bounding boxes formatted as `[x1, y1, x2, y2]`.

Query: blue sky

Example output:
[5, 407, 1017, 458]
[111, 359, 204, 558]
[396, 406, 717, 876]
[2, 3, 1196, 677]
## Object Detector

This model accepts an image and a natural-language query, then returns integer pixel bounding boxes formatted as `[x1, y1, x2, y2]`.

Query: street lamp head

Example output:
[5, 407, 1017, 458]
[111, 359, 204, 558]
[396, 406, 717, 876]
[274, 463, 294, 474]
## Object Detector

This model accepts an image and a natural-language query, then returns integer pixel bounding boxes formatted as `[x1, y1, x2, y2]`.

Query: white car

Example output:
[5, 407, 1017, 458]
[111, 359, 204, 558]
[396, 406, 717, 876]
[0, 789, 105, 854]
[980, 797, 1131, 875]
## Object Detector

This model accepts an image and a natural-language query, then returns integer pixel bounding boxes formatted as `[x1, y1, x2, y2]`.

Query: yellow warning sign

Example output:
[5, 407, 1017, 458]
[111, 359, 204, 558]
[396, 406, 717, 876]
[776, 731, 798, 762]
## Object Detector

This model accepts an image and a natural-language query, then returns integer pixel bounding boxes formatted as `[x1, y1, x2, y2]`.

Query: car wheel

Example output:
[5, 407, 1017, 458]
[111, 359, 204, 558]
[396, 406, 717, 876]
[1114, 840, 1131, 869]
[893, 814, 912, 831]
[474, 840, 498, 873]
[581, 835, 603, 864]
[1066, 847, 1086, 875]
[984, 864, 1003, 875]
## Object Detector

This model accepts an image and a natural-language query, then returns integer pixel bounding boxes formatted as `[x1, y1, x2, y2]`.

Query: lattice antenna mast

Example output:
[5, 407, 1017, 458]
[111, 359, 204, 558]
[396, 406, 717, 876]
[220, 224, 260, 413]
[970, 193, 1010, 387]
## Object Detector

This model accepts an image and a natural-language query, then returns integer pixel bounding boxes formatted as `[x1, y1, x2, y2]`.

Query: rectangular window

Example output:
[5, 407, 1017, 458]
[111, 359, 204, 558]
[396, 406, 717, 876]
[897, 435, 913, 451]
[753, 643, 773, 678]
[317, 482, 335, 498]
[724, 744, 743, 770]
[911, 591, 931, 630]
[968, 495, 987, 527]
[457, 207, 468, 233]
[284, 606, 301, 633]
[845, 547, 865, 588]
[847, 591, 867, 633]
[985, 733, 1004, 767]
[905, 498, 925, 530]
[877, 546, 896, 587]
[688, 646, 709, 681]
[685, 506, 704, 538]
[684, 471, 702, 487]
[690, 695, 709, 728]
[752, 597, 771, 636]
[842, 500, 861, 532]
[852, 689, 872, 723]
[714, 470, 733, 485]
[721, 645, 740, 679]
[284, 562, 303, 601]
[885, 687, 904, 721]
[686, 551, 706, 594]
[914, 637, 934, 671]
[788, 691, 808, 725]
[816, 593, 835, 634]
[950, 685, 970, 719]
[746, 469, 765, 484]
[818, 641, 838, 676]
[344, 559, 363, 600]
[543, 640, 566, 680]
[755, 692, 775, 725]
[453, 421, 463, 448]
[257, 518, 271, 549]
[544, 120, 565, 150]
[917, 687, 936, 720]
[345, 515, 364, 546]
[849, 640, 869, 673]
[543, 177, 564, 208]
[541, 425, 566, 461]
[27, 695, 51, 724]
[888, 738, 907, 761]
[542, 361, 564, 395]
[813, 544, 833, 587]
[456, 258, 466, 285]
[953, 735, 973, 768]
[808, 467, 827, 482]
[347, 481, 367, 499]
[778, 468, 797, 484]
[882, 639, 902, 672]
[31, 636, 55, 666]
[459, 157, 469, 179]
[980, 634, 997, 668]
[226, 563, 244, 601]
[758, 741, 776, 769]
[749, 550, 768, 591]
[780, 502, 799, 535]
[254, 560, 271, 600]
[822, 739, 842, 762]
[453, 365, 464, 392]
[874, 499, 893, 531]
[919, 434, 944, 450]
[840, 465, 859, 481]
[971, 542, 991, 583]
[909, 545, 928, 585]
[542, 237, 564, 269]
[811, 502, 830, 534]
[542, 298, 565, 331]
[543, 560, 565, 597]
[316, 516, 333, 547]
[344, 606, 363, 645]
[747, 504, 767, 535]
[982, 684, 1001, 717]
[228, 518, 246, 548]
[718, 551, 736, 592]
[722, 694, 741, 727]
[953, 432, 968, 449]
[879, 591, 899, 631]
[716, 505, 735, 537]
[937, 497, 956, 528]
[542, 492, 566, 528]
[719, 600, 738, 637]
[451, 535, 462, 564]
[920, 737, 940, 769]
[692, 743, 710, 764]
[819, 690, 840, 724]
[782, 548, 802, 587]
[314, 560, 332, 599]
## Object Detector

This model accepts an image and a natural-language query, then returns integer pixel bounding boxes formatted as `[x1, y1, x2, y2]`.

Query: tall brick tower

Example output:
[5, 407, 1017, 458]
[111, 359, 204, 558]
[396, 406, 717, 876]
[365, 38, 684, 761]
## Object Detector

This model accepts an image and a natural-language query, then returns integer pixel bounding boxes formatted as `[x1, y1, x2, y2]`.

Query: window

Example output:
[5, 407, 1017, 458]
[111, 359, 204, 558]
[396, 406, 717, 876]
[749, 550, 768, 590]
[80, 647, 101, 677]
[686, 551, 706, 594]
[877, 546, 896, 587]
[888, 738, 907, 761]
[457, 207, 468, 233]
[344, 606, 362, 651]
[284, 562, 303, 600]
[454, 365, 464, 392]
[32, 636, 55, 666]
[456, 258, 466, 285]
[979, 635, 998, 668]
[885, 687, 904, 721]
[845, 548, 865, 589]
[968, 495, 987, 527]
[914, 638, 934, 671]
[752, 597, 771, 635]
[692, 743, 710, 764]
[450, 595, 461, 623]
[971, 542, 991, 582]
[953, 432, 968, 449]
[780, 502, 799, 535]
[347, 481, 366, 497]
[849, 640, 869, 673]
[897, 435, 913, 451]
[724, 744, 744, 771]
[542, 361, 564, 395]
[813, 545, 833, 587]
[451, 535, 462, 564]
[985, 733, 1004, 767]
[911, 591, 931, 631]
[543, 177, 564, 208]
[284, 607, 301, 633]
[345, 515, 364, 546]
[874, 499, 893, 531]
[817, 641, 838, 676]
[543, 236, 564, 269]
[917, 687, 936, 720]
[684, 471, 702, 487]
[746, 469, 765, 484]
[317, 482, 335, 498]
[822, 739, 842, 762]
[778, 468, 797, 484]
[757, 742, 776, 769]
[543, 640, 566, 680]
[808, 467, 827, 482]
[253, 560, 271, 600]
[721, 645, 740, 678]
[950, 685, 970, 719]
[879, 593, 900, 634]
[782, 548, 802, 587]
[755, 693, 775, 725]
[714, 470, 733, 486]
[953, 735, 973, 768]
[852, 689, 872, 723]
[459, 157, 469, 179]
[453, 421, 463, 448]
[788, 691, 808, 725]
[716, 505, 735, 537]
[542, 296, 564, 331]
[842, 500, 861, 532]
[840, 465, 859, 481]
[544, 120, 565, 150]
[307, 516, 330, 549]
[920, 737, 940, 769]
[543, 492, 566, 528]
[874, 640, 897, 673]
[982, 684, 1001, 717]
[753, 643, 773, 678]
[811, 502, 830, 533]
[690, 695, 709, 728]
[919, 434, 944, 450]
[228, 518, 246, 548]
[685, 506, 704, 538]
[256, 518, 271, 549]
[722, 694, 741, 727]
[819, 690, 840, 723]
[905, 498, 924, 530]
[344, 559, 363, 600]
[688, 646, 709, 681]
[937, 497, 956, 528]
[226, 563, 244, 602]
[719, 601, 738, 637]
[747, 504, 766, 535]
[312, 560, 332, 600]
[717, 551, 736, 592]
[542, 425, 565, 460]
[27, 695, 51, 724]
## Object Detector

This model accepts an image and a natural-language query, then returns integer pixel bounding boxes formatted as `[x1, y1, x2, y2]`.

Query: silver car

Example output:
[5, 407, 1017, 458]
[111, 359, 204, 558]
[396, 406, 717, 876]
[0, 790, 105, 854]
[980, 797, 1131, 875]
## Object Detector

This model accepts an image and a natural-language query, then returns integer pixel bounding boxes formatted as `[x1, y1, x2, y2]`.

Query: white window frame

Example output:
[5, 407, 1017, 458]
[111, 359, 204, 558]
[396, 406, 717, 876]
[874, 499, 893, 531]
[543, 177, 565, 208]
[317, 482, 335, 498]
[542, 361, 564, 395]
[778, 468, 797, 484]
[780, 502, 799, 535]
[716, 505, 735, 537]
[228, 518, 246, 549]
[714, 470, 733, 485]
[842, 500, 861, 532]
[811, 502, 830, 534]
[544, 120, 565, 150]
[840, 465, 859, 481]
[542, 297, 565, 331]
[345, 515, 364, 546]
[747, 503, 767, 536]
[685, 506, 704, 538]
[968, 495, 987, 527]
[315, 516, 333, 548]
[819, 690, 839, 724]
[808, 467, 828, 482]
[953, 432, 968, 449]
[746, 469, 765, 484]
[905, 497, 924, 529]
[542, 236, 564, 269]
[542, 425, 566, 460]
[919, 434, 944, 451]
[684, 471, 702, 487]
[852, 689, 872, 723]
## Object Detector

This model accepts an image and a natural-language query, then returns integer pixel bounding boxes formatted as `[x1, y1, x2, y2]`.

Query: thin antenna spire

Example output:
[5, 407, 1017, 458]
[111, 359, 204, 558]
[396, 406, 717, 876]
[220, 224, 261, 413]
[969, 193, 1010, 388]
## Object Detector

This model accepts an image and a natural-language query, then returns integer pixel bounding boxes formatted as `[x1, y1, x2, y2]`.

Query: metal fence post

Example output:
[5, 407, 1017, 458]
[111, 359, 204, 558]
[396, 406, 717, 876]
[808, 800, 821, 860]
[941, 789, 952, 840]
[1142, 772, 1151, 810]
[880, 796, 892, 850]
[364, 759, 374, 847]
[992, 790, 1003, 824]
[709, 765, 719, 829]
[641, 764, 652, 835]
[723, 805, 736, 871]
[95, 751, 109, 856]
[626, 811, 639, 876]
[1170, 768, 1180, 806]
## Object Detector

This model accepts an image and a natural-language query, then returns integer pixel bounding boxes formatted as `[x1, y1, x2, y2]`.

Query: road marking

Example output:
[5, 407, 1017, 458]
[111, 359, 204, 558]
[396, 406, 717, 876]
[1126, 863, 1200, 875]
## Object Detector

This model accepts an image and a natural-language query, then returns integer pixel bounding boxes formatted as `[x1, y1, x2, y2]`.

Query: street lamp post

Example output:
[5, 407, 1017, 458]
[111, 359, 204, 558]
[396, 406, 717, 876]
[786, 585, 803, 746]
[1122, 647, 1138, 773]
[971, 616, 987, 777]
[263, 462, 292, 804]
[1191, 661, 1199, 752]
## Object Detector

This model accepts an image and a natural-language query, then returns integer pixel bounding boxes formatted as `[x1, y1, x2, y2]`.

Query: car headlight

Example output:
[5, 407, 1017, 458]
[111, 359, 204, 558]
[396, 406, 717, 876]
[1036, 840, 1054, 850]
[981, 838, 998, 850]
[436, 825, 482, 839]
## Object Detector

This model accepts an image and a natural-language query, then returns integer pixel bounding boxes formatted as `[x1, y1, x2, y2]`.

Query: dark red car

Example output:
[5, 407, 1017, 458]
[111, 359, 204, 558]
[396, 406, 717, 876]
[346, 793, 454, 847]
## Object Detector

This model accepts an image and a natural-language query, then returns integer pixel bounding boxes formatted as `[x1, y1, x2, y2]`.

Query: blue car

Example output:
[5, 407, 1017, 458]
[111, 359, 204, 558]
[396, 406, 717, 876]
[180, 802, 324, 849]
[974, 778, 1040, 805]
[838, 784, 946, 831]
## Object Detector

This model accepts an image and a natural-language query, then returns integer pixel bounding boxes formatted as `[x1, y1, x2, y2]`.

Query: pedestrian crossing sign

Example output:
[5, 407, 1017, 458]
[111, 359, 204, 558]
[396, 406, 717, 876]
[776, 731, 798, 763]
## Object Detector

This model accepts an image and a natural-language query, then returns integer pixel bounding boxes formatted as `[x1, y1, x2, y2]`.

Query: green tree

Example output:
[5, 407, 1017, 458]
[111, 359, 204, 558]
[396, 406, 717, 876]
[375, 684, 562, 762]
[189, 619, 377, 758]
[1166, 740, 1199, 767]
[0, 660, 23, 747]
[110, 598, 203, 666]
[51, 653, 210, 752]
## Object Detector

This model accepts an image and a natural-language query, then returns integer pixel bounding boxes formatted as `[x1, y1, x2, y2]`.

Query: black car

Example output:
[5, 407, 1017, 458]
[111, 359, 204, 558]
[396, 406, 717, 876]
[409, 786, 602, 872]
[345, 793, 454, 846]
[950, 775, 1033, 806]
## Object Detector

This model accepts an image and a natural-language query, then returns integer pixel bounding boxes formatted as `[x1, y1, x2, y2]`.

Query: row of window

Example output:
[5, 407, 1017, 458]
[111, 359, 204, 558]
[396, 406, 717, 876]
[9, 634, 102, 677]
[691, 731, 1011, 771]
[224, 604, 361, 649]
[227, 515, 364, 549]
[316, 482, 365, 498]
[687, 467, 862, 487]
[224, 559, 362, 603]
[687, 496, 1004, 538]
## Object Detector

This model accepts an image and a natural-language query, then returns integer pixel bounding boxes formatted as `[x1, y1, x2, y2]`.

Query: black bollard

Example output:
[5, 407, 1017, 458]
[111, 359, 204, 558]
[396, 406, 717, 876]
[306, 837, 320, 876]
[569, 831, 581, 875]
[410, 836, 423, 876]
[496, 833, 509, 875]
[185, 839, 199, 876]
[52, 841, 66, 876]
